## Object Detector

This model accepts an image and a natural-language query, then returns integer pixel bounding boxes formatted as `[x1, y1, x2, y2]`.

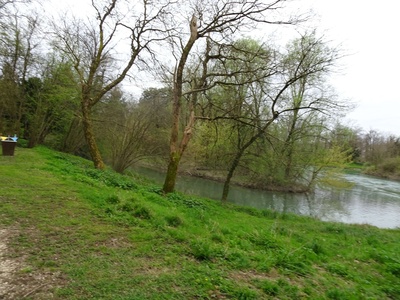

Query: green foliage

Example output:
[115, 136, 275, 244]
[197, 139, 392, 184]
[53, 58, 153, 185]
[326, 262, 349, 277]
[132, 205, 152, 219]
[105, 195, 120, 204]
[386, 262, 400, 277]
[17, 138, 29, 148]
[309, 239, 325, 255]
[260, 280, 279, 296]
[118, 201, 135, 212]
[165, 215, 184, 227]
[376, 157, 400, 176]
[191, 239, 215, 261]
[234, 287, 258, 300]
[84, 169, 138, 190]
[167, 192, 207, 210]
[23, 62, 79, 148]
[274, 248, 312, 276]
[325, 288, 352, 300]
[225, 251, 251, 269]
[247, 230, 281, 249]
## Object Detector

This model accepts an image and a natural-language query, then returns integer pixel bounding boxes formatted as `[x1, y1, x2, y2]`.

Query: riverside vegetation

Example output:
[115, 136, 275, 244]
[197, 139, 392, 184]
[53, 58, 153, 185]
[1, 146, 399, 299]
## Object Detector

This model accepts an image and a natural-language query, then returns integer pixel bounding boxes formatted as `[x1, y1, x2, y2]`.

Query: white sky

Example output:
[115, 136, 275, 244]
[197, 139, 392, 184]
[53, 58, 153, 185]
[303, 0, 400, 136]
[44, 0, 400, 136]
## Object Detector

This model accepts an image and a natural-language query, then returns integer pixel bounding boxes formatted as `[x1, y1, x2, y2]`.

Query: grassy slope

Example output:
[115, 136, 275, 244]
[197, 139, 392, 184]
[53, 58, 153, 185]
[0, 146, 399, 299]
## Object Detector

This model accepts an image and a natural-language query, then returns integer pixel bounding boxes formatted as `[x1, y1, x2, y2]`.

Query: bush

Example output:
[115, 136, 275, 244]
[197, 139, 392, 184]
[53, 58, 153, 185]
[377, 157, 400, 175]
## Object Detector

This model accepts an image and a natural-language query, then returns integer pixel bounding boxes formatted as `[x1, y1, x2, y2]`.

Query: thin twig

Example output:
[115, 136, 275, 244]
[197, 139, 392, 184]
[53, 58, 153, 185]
[22, 283, 48, 298]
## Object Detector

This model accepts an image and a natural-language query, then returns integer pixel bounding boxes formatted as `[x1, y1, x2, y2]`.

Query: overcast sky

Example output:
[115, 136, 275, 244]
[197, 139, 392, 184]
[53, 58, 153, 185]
[304, 0, 400, 136]
[46, 0, 400, 136]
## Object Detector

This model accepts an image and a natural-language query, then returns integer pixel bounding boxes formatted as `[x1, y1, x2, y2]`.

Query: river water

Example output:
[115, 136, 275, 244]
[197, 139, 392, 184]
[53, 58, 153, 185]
[136, 167, 400, 229]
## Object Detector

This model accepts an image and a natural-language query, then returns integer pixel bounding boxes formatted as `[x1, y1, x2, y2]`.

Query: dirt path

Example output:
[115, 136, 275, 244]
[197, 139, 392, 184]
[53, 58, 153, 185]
[0, 227, 64, 299]
[0, 228, 23, 299]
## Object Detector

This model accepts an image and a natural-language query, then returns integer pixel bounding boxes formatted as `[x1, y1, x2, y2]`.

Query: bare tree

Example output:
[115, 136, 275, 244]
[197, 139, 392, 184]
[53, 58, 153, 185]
[97, 87, 171, 173]
[0, 0, 30, 17]
[162, 0, 301, 193]
[51, 0, 170, 169]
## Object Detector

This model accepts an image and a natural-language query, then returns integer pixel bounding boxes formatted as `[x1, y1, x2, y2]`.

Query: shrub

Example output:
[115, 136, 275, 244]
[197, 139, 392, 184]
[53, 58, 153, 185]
[377, 157, 400, 175]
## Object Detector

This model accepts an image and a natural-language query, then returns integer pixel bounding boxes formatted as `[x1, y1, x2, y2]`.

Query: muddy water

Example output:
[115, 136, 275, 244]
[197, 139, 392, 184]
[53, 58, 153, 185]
[136, 167, 400, 229]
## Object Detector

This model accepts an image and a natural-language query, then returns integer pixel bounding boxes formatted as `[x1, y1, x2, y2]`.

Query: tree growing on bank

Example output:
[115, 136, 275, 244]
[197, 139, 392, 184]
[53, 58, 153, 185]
[51, 0, 170, 169]
[200, 32, 345, 201]
[162, 0, 301, 194]
[273, 32, 347, 188]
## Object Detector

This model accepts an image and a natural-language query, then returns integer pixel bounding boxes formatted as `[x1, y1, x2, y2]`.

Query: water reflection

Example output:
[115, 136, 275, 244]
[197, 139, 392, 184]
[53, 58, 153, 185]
[135, 167, 400, 229]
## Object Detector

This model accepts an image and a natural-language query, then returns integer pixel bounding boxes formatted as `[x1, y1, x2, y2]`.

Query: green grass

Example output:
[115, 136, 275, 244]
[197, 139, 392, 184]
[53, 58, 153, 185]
[344, 162, 365, 175]
[1, 146, 400, 299]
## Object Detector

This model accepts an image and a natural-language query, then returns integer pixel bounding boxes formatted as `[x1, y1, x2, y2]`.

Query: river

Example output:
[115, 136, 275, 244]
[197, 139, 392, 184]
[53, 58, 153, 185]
[135, 167, 400, 229]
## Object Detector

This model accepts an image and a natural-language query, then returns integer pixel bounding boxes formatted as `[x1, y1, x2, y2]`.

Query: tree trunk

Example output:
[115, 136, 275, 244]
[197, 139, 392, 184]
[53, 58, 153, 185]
[221, 156, 241, 202]
[82, 102, 105, 169]
[162, 15, 198, 194]
[163, 151, 181, 193]
[221, 117, 277, 201]
[163, 101, 195, 193]
[284, 114, 297, 178]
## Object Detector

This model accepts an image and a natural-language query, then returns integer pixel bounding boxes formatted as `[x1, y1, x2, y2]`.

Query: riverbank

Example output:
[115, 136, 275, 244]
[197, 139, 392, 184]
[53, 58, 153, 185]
[345, 162, 400, 182]
[1, 146, 399, 299]
[364, 169, 400, 182]
[188, 169, 310, 193]
[140, 161, 311, 194]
